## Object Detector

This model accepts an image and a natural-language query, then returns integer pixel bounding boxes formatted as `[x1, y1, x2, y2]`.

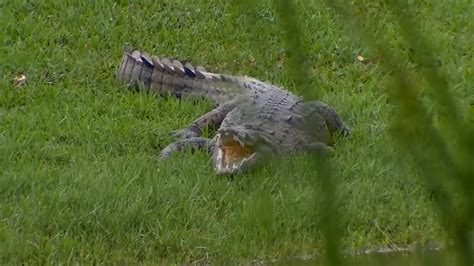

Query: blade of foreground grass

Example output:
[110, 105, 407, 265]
[274, 0, 342, 265]
[233, 0, 344, 263]
[324, 0, 473, 264]
[384, 0, 474, 222]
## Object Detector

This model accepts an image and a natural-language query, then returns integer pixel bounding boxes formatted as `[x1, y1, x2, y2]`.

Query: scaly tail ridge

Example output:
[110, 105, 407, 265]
[117, 47, 228, 103]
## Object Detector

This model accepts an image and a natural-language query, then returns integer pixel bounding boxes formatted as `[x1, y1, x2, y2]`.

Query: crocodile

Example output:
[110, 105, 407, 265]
[116, 47, 351, 174]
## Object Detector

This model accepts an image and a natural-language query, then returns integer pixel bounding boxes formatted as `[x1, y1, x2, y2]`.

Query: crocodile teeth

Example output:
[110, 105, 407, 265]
[216, 147, 223, 161]
[244, 153, 256, 162]
[231, 134, 245, 147]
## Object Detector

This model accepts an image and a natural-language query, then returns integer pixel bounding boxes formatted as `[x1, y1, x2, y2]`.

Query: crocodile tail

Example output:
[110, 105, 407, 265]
[117, 47, 223, 103]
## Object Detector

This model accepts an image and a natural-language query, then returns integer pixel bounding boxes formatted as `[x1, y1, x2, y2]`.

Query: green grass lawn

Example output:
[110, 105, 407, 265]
[0, 0, 472, 263]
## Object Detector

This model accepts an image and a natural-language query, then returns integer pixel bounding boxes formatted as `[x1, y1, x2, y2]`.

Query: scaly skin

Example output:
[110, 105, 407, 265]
[117, 47, 351, 174]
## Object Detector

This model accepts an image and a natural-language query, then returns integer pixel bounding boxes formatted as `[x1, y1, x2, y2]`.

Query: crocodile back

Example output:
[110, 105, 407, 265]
[222, 79, 330, 153]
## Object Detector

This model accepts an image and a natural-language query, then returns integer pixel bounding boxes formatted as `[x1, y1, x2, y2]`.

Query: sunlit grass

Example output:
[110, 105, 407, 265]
[0, 0, 471, 263]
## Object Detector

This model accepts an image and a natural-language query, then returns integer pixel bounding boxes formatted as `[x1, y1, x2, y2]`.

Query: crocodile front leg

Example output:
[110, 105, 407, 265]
[306, 142, 334, 155]
[171, 102, 234, 138]
[306, 101, 352, 137]
[159, 137, 215, 159]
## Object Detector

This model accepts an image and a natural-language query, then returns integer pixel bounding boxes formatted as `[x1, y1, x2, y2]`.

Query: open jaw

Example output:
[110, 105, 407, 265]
[213, 132, 257, 174]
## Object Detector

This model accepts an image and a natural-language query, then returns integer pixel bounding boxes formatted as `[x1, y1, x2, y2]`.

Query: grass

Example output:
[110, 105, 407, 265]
[0, 0, 472, 264]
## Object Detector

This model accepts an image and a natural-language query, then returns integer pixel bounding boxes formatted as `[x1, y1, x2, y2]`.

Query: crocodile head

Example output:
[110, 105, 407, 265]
[211, 126, 274, 174]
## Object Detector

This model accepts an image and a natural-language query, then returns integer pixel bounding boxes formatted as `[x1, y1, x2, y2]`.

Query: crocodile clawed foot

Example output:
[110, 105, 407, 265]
[159, 148, 172, 160]
[159, 141, 185, 160]
[341, 126, 352, 137]
[159, 137, 214, 160]
[170, 129, 199, 139]
[306, 142, 334, 156]
[159, 143, 182, 160]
